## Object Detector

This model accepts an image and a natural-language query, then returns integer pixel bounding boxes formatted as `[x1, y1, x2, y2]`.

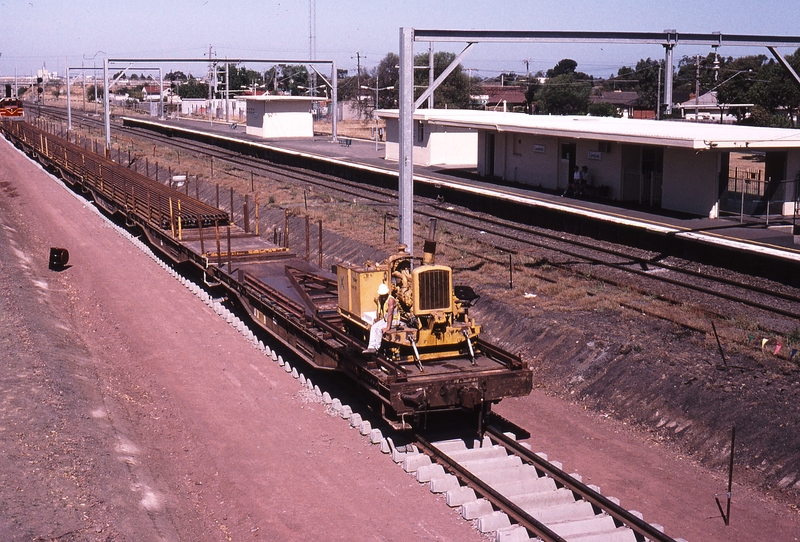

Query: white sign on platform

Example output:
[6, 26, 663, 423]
[587, 151, 602, 161]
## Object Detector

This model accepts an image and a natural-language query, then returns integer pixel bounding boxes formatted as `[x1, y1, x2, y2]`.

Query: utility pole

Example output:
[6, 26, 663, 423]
[695, 54, 700, 123]
[353, 51, 364, 117]
[208, 44, 214, 124]
[353, 51, 363, 91]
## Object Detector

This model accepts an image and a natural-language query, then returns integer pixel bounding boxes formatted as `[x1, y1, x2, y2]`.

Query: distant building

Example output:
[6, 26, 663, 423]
[589, 90, 646, 118]
[480, 85, 529, 112]
[679, 91, 753, 123]
[142, 84, 165, 102]
[244, 96, 322, 138]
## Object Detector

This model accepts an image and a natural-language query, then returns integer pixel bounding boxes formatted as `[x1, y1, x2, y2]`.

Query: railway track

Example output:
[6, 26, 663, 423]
[30, 104, 800, 342]
[391, 423, 681, 542]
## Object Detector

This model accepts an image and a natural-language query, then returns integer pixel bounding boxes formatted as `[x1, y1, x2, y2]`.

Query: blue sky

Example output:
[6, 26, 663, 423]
[1, 0, 799, 79]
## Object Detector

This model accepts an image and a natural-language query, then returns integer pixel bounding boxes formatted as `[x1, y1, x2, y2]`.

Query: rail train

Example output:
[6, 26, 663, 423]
[0, 119, 532, 428]
[0, 85, 24, 120]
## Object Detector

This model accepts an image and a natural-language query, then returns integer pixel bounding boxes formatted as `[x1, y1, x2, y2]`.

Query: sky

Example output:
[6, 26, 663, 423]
[1, 0, 800, 80]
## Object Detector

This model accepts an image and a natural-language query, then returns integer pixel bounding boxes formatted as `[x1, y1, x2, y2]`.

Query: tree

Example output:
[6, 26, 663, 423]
[632, 58, 662, 111]
[674, 53, 720, 96]
[524, 80, 541, 113]
[714, 55, 766, 122]
[86, 85, 104, 102]
[743, 50, 800, 127]
[276, 64, 309, 95]
[534, 60, 594, 115]
[221, 65, 264, 96]
[166, 71, 188, 82]
[412, 51, 471, 109]
[176, 78, 208, 99]
[373, 52, 399, 109]
[547, 59, 578, 78]
[587, 101, 618, 117]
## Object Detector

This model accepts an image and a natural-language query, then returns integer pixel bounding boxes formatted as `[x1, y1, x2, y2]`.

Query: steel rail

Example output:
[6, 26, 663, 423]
[485, 425, 678, 542]
[414, 433, 567, 542]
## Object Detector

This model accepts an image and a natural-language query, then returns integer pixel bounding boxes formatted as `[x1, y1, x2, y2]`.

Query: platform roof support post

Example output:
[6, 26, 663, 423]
[663, 33, 676, 116]
[66, 67, 72, 131]
[399, 27, 415, 254]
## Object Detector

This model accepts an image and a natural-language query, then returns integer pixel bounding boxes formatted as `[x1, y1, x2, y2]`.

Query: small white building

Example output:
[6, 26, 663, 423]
[378, 109, 478, 167]
[244, 96, 322, 138]
[378, 109, 800, 218]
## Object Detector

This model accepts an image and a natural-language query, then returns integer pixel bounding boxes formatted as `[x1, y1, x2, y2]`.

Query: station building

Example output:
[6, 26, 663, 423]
[378, 109, 800, 218]
[244, 96, 322, 138]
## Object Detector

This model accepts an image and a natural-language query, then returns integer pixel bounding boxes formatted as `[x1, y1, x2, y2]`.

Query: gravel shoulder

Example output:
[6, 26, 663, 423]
[0, 138, 480, 541]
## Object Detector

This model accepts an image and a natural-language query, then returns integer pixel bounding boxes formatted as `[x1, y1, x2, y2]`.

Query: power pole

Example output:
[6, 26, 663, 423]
[695, 54, 700, 123]
[353, 51, 364, 116]
[208, 45, 214, 124]
[353, 51, 363, 91]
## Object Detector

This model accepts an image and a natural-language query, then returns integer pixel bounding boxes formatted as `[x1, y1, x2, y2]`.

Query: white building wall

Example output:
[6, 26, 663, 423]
[477, 131, 622, 196]
[576, 141, 623, 199]
[382, 119, 477, 166]
[663, 148, 719, 217]
[428, 126, 477, 166]
[500, 133, 559, 188]
[245, 99, 314, 138]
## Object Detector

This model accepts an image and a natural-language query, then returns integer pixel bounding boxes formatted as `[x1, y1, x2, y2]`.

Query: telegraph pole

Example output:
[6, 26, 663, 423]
[695, 54, 700, 123]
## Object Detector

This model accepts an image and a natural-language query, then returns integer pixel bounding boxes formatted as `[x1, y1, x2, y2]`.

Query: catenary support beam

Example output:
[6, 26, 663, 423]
[103, 57, 338, 148]
[768, 46, 800, 89]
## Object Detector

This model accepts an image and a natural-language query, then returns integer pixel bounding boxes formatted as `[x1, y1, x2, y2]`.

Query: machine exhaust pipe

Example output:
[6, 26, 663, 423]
[423, 218, 437, 265]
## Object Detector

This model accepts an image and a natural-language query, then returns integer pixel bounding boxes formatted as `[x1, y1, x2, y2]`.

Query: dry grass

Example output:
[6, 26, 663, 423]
[61, 121, 785, 349]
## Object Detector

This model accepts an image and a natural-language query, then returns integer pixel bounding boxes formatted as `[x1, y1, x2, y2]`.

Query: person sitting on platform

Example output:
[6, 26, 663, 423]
[363, 283, 397, 354]
[579, 165, 592, 196]
[563, 165, 580, 197]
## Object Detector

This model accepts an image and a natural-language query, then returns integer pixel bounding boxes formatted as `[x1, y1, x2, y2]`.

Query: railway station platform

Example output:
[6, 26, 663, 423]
[121, 116, 800, 280]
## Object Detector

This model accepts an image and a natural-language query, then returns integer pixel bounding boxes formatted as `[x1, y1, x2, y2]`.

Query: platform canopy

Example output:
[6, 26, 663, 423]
[382, 108, 800, 151]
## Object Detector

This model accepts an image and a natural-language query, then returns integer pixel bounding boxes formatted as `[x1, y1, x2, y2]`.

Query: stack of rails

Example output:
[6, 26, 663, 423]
[0, 120, 228, 232]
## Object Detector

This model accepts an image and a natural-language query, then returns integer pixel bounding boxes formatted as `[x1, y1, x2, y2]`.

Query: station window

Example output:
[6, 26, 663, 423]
[417, 122, 424, 143]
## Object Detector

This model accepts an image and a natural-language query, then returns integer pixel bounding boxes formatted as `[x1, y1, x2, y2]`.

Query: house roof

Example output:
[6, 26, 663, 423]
[590, 90, 640, 107]
[481, 85, 528, 105]
[375, 109, 800, 150]
[679, 91, 753, 109]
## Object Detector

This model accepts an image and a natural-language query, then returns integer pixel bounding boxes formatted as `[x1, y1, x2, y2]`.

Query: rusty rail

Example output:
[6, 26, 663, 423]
[1, 120, 228, 232]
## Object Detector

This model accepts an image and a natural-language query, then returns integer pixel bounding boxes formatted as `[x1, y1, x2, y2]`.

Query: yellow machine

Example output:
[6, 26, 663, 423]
[336, 242, 481, 369]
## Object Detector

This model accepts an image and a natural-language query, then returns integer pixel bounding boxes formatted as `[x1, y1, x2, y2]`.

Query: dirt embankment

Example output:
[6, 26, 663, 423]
[471, 284, 800, 506]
